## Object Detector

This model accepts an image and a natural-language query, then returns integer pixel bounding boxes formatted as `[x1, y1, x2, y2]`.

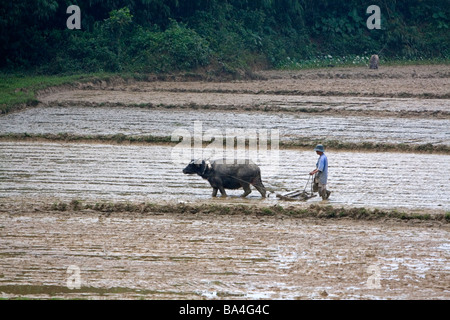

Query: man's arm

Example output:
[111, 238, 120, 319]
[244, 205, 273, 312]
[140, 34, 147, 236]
[310, 155, 324, 175]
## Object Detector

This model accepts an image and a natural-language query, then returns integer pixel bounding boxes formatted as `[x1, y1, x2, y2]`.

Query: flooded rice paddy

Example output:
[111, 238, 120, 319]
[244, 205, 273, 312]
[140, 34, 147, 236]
[1, 106, 449, 145]
[1, 142, 449, 211]
[1, 66, 449, 300]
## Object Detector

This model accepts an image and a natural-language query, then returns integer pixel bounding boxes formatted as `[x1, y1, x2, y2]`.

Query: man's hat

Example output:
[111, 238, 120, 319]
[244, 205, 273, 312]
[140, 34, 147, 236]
[314, 144, 325, 152]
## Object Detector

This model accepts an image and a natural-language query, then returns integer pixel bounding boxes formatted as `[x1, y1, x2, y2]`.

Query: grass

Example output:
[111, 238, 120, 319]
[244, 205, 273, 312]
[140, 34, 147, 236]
[0, 73, 102, 114]
[0, 69, 236, 115]
[0, 72, 154, 114]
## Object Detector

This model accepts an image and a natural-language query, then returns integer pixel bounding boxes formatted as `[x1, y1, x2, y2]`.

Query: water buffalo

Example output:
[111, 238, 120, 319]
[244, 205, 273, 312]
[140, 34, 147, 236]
[183, 159, 266, 198]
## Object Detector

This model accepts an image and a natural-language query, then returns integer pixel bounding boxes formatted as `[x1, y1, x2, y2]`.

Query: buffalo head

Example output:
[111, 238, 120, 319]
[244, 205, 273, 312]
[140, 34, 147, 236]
[182, 159, 211, 176]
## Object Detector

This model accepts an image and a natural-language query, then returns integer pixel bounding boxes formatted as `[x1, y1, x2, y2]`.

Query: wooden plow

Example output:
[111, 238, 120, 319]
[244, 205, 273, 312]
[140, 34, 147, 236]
[276, 175, 317, 201]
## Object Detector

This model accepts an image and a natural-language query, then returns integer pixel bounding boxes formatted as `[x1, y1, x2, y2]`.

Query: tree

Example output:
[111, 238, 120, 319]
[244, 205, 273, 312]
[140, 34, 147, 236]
[103, 7, 133, 69]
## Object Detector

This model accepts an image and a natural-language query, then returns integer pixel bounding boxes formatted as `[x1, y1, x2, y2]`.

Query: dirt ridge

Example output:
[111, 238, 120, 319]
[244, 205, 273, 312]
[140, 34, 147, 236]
[2, 132, 448, 154]
[2, 198, 448, 225]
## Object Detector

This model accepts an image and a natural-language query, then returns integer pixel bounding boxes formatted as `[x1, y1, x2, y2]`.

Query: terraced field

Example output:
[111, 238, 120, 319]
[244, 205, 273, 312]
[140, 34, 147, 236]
[1, 65, 449, 299]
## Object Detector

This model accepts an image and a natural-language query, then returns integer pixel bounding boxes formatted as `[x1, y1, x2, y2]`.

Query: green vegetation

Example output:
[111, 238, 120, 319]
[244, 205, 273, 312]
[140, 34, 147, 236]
[0, 73, 115, 113]
[1, 0, 449, 75]
[0, 72, 171, 114]
[1, 1, 449, 113]
[278, 55, 449, 70]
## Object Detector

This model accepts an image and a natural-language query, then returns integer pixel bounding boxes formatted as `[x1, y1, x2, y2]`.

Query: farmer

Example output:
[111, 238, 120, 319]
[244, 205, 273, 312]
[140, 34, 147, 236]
[309, 144, 331, 200]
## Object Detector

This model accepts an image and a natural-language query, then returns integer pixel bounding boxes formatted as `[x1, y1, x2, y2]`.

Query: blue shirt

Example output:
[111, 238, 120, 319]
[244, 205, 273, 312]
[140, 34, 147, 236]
[316, 153, 328, 185]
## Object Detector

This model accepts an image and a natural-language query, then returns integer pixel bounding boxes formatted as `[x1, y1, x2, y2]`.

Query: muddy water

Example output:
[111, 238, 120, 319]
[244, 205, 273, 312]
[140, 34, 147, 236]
[0, 212, 449, 299]
[1, 106, 449, 145]
[1, 142, 449, 211]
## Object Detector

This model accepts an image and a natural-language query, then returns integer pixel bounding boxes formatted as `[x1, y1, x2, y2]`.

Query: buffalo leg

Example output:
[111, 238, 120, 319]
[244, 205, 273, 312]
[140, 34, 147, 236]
[241, 184, 252, 198]
[219, 186, 227, 197]
[212, 188, 218, 197]
[254, 184, 266, 198]
[251, 176, 266, 198]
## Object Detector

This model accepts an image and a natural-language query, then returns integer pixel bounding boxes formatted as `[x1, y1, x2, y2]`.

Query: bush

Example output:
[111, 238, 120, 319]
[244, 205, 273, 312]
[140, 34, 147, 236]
[150, 20, 211, 71]
[127, 21, 211, 73]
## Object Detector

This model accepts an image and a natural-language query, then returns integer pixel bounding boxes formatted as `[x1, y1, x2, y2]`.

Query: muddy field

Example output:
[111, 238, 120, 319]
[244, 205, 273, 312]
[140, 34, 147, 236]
[1, 106, 449, 146]
[1, 210, 449, 300]
[1, 142, 449, 210]
[1, 65, 449, 300]
[38, 64, 450, 101]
